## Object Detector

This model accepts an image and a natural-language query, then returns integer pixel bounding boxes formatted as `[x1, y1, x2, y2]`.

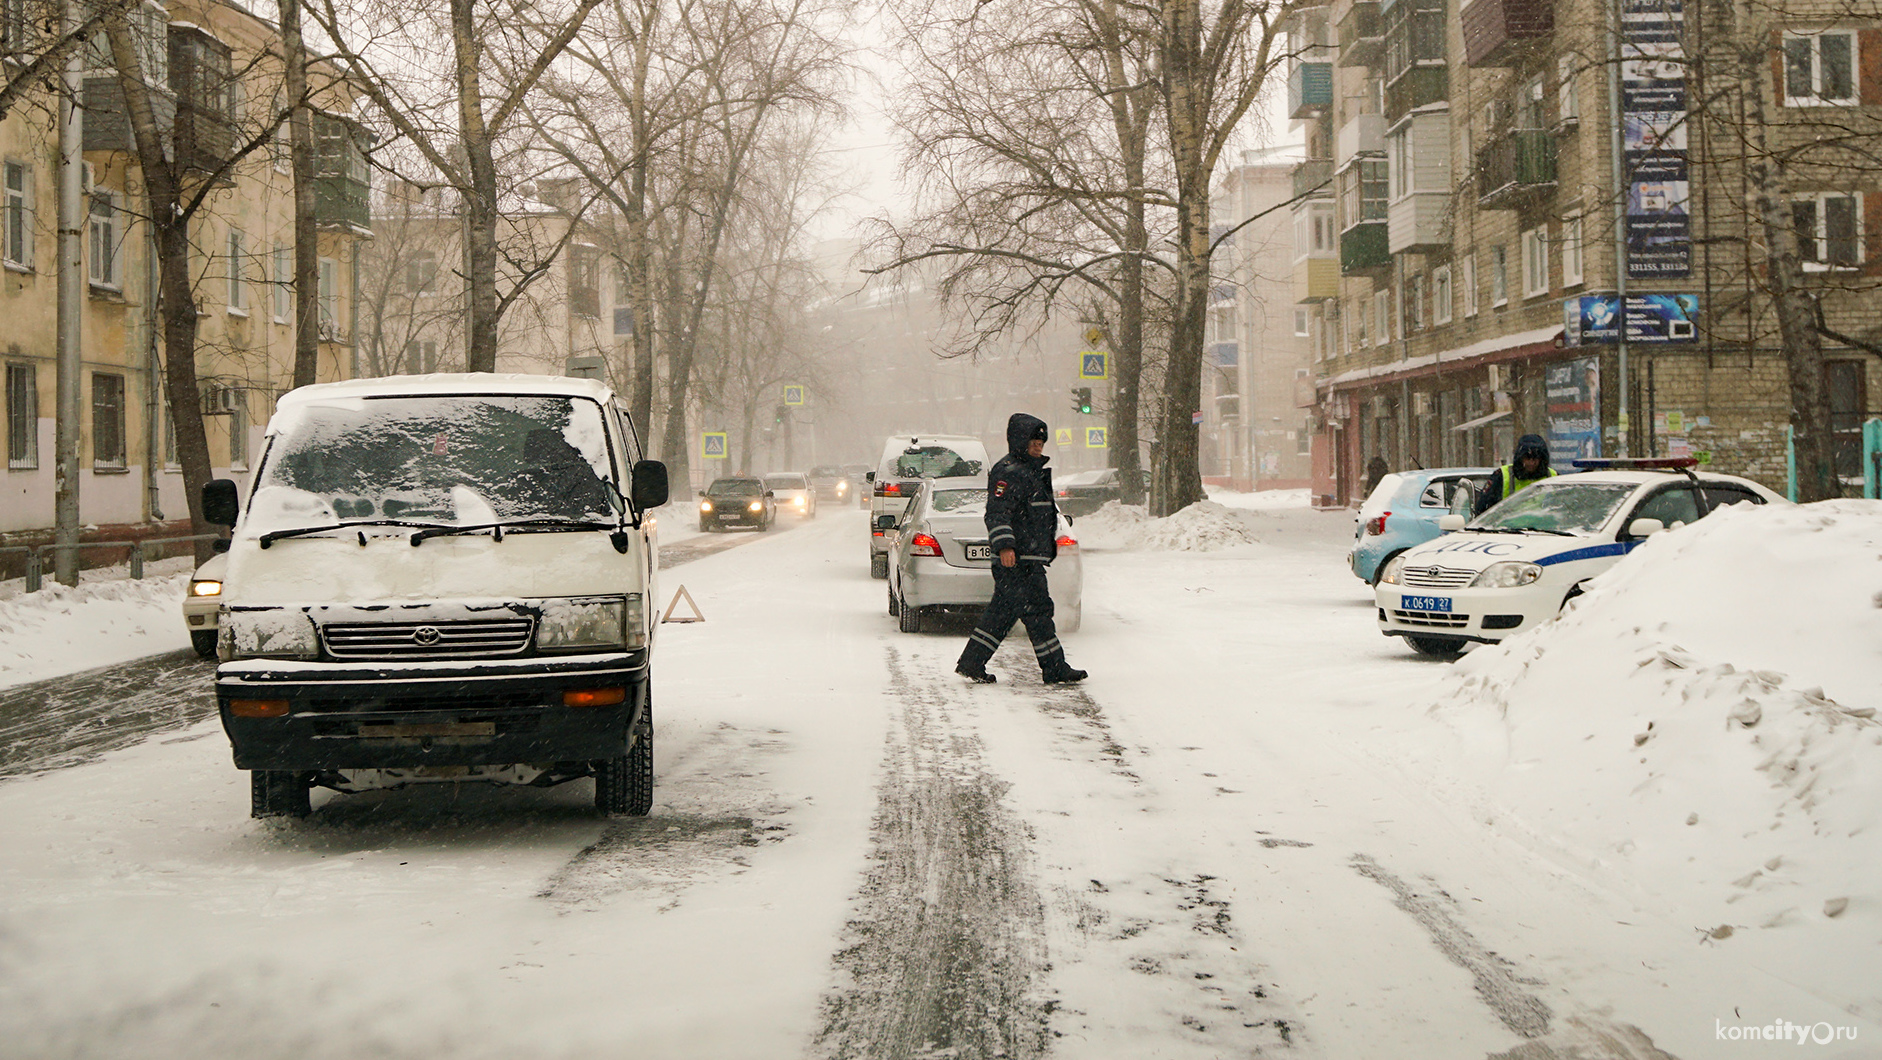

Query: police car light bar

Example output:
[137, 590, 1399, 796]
[1570, 457, 1699, 470]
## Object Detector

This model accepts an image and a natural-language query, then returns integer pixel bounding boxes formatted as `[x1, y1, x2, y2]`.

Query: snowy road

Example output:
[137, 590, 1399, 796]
[0, 506, 1862, 1058]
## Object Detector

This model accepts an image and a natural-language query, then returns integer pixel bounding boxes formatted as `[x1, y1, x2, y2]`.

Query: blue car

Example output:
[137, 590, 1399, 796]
[1348, 468, 1494, 584]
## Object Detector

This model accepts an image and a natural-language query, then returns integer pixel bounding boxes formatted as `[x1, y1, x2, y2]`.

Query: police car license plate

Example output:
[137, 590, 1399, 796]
[965, 544, 993, 561]
[1402, 595, 1452, 612]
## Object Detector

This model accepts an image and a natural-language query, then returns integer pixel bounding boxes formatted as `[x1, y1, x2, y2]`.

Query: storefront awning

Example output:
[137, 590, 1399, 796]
[1450, 410, 1511, 432]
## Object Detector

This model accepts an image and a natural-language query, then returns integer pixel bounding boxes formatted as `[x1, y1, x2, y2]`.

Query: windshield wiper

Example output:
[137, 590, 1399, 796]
[1472, 525, 1576, 536]
[259, 519, 452, 548]
[408, 518, 617, 545]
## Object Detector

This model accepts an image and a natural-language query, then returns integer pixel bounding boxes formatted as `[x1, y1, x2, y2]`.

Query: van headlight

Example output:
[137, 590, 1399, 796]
[224, 608, 319, 660]
[538, 596, 628, 652]
[1379, 554, 1408, 584]
[1470, 561, 1542, 588]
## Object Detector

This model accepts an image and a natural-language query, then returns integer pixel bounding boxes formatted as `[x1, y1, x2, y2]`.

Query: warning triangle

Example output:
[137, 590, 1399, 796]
[661, 584, 705, 623]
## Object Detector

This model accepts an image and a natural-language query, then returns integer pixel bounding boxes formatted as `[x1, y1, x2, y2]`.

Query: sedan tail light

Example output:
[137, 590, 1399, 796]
[908, 532, 942, 557]
[1365, 512, 1389, 536]
[1056, 489, 1070, 498]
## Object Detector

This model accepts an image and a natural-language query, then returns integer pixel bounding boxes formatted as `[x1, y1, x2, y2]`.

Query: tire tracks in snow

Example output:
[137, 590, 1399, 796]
[812, 646, 1051, 1060]
[0, 649, 214, 780]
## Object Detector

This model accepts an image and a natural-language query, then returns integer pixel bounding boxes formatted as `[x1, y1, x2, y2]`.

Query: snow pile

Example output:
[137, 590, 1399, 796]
[0, 570, 193, 687]
[1073, 500, 1257, 552]
[1425, 500, 1882, 940]
[1206, 486, 1312, 510]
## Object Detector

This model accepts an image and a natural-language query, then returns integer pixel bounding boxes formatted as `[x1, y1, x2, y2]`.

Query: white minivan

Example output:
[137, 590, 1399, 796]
[202, 373, 668, 819]
[867, 434, 989, 579]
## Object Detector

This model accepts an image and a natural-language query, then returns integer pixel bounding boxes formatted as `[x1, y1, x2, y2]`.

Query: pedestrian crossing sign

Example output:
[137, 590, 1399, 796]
[1056, 428, 1073, 446]
[702, 432, 728, 459]
[1086, 427, 1108, 449]
[1080, 351, 1108, 380]
[783, 385, 805, 406]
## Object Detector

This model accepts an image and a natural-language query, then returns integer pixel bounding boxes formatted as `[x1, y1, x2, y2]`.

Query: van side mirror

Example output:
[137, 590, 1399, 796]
[630, 460, 669, 510]
[874, 514, 898, 530]
[1627, 517, 1665, 538]
[1437, 514, 1466, 533]
[202, 479, 240, 527]
[865, 471, 875, 483]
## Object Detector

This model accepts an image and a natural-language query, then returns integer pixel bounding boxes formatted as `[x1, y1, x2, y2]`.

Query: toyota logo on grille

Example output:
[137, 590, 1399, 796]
[1425, 567, 1441, 578]
[412, 626, 442, 646]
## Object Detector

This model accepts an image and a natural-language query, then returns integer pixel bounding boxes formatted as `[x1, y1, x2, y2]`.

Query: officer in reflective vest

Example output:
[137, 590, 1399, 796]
[1474, 433, 1557, 516]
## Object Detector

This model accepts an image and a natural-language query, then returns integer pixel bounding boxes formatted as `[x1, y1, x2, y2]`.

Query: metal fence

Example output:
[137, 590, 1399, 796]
[11, 534, 223, 593]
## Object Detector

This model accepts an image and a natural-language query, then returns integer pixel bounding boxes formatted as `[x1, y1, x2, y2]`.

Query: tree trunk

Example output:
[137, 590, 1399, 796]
[282, 0, 321, 388]
[1155, 0, 1207, 516]
[451, 0, 501, 373]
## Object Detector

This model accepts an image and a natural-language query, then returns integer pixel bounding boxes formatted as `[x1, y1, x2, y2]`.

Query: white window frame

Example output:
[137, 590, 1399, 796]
[1491, 245, 1509, 307]
[226, 228, 247, 313]
[1388, 128, 1412, 200]
[317, 256, 337, 328]
[1374, 288, 1391, 343]
[1783, 30, 1858, 107]
[272, 243, 290, 322]
[3, 159, 32, 270]
[1433, 264, 1453, 324]
[1462, 253, 1479, 316]
[1557, 56, 1579, 123]
[1407, 273, 1425, 331]
[1793, 191, 1864, 270]
[6, 361, 38, 469]
[87, 190, 119, 290]
[1561, 213, 1584, 287]
[1521, 227, 1549, 298]
[1294, 307, 1310, 336]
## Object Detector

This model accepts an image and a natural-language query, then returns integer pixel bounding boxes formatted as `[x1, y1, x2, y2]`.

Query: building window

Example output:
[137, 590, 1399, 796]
[570, 244, 600, 318]
[1374, 288, 1391, 343]
[1434, 264, 1453, 324]
[273, 243, 290, 321]
[228, 398, 247, 469]
[3, 159, 31, 269]
[1557, 56, 1579, 123]
[1389, 128, 1412, 199]
[1516, 74, 1546, 129]
[1561, 213, 1584, 287]
[226, 228, 247, 311]
[1407, 273, 1425, 331]
[91, 372, 125, 467]
[405, 251, 437, 295]
[6, 362, 37, 468]
[317, 256, 337, 329]
[1294, 307, 1310, 336]
[1784, 31, 1856, 106]
[1462, 253, 1478, 316]
[1491, 244, 1509, 306]
[163, 399, 177, 467]
[1792, 192, 1863, 269]
[1521, 227, 1549, 297]
[1, 0, 28, 54]
[88, 191, 119, 289]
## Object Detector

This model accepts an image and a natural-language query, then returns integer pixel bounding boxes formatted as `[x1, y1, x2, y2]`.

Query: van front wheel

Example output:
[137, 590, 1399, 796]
[251, 770, 311, 818]
[596, 701, 653, 817]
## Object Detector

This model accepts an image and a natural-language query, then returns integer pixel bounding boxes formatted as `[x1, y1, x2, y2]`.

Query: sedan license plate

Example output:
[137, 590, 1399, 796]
[719, 513, 740, 521]
[965, 543, 993, 561]
[1401, 594, 1452, 613]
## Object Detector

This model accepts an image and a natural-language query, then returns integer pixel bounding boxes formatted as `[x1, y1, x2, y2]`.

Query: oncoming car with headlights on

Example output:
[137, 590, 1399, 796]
[699, 477, 776, 531]
[1375, 459, 1782, 657]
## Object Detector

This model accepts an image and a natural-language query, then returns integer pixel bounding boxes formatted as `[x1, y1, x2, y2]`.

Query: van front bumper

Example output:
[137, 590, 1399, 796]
[216, 651, 648, 771]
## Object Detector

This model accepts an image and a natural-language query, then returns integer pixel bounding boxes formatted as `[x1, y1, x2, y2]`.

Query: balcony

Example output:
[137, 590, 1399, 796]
[1292, 158, 1334, 200]
[1338, 0, 1384, 67]
[1461, 0, 1554, 67]
[1289, 62, 1334, 119]
[82, 78, 178, 154]
[1475, 129, 1557, 208]
[1294, 256, 1339, 303]
[1336, 114, 1385, 166]
[1341, 221, 1391, 275]
[313, 114, 374, 232]
[168, 25, 233, 175]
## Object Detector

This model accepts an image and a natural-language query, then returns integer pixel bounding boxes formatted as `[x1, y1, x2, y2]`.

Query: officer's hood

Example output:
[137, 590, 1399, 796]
[1006, 413, 1050, 459]
[1512, 433, 1551, 478]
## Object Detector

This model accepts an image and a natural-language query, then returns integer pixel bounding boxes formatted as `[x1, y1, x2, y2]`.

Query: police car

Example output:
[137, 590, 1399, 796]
[1375, 458, 1783, 657]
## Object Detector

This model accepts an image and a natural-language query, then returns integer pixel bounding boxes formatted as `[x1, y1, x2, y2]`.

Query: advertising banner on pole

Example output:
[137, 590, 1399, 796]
[1622, 0, 1689, 279]
[1545, 357, 1602, 463]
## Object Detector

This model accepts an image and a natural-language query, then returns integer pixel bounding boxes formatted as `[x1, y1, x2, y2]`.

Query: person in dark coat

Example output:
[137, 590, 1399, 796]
[1474, 433, 1557, 516]
[1364, 454, 1390, 495]
[955, 413, 1086, 685]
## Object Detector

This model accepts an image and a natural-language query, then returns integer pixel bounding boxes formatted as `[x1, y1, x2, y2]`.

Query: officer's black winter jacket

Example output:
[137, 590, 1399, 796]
[985, 413, 1059, 564]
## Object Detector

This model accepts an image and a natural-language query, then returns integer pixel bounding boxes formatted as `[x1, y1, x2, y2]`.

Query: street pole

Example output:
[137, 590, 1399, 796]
[53, 0, 85, 586]
[1608, 0, 1632, 456]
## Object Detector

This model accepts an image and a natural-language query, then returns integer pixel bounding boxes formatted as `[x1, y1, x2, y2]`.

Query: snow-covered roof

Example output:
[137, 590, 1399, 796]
[277, 372, 616, 410]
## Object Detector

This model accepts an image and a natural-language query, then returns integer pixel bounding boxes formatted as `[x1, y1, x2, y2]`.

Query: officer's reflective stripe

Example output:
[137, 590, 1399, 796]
[1020, 554, 1051, 561]
[1033, 637, 1062, 657]
[1029, 500, 1053, 506]
[1534, 541, 1637, 566]
[970, 629, 1001, 650]
[988, 523, 1014, 535]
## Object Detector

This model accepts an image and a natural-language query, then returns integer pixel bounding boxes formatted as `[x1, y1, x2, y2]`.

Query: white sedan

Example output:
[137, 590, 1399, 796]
[763, 472, 817, 518]
[1375, 460, 1782, 657]
[886, 476, 1082, 634]
[181, 551, 227, 658]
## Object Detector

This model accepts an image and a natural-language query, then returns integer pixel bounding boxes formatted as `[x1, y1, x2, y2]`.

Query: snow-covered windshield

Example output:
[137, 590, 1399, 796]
[892, 446, 982, 478]
[1471, 481, 1638, 535]
[248, 394, 616, 533]
[932, 489, 988, 514]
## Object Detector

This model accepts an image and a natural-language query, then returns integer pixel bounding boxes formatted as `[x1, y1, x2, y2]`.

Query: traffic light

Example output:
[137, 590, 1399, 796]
[774, 404, 789, 424]
[1072, 387, 1093, 414]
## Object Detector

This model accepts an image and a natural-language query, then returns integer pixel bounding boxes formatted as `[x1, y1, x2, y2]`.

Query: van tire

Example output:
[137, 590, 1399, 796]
[190, 629, 218, 659]
[871, 554, 888, 579]
[1405, 635, 1466, 659]
[251, 770, 311, 818]
[596, 701, 653, 817]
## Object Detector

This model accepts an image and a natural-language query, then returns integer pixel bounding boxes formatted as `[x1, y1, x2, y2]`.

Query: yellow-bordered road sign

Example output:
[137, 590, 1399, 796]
[783, 385, 805, 406]
[1056, 428, 1073, 446]
[1086, 427, 1108, 449]
[702, 432, 728, 459]
[1080, 352, 1108, 380]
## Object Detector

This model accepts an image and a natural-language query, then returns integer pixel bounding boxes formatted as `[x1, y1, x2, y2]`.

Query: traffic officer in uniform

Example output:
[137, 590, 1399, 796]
[1474, 432, 1557, 516]
[955, 413, 1087, 685]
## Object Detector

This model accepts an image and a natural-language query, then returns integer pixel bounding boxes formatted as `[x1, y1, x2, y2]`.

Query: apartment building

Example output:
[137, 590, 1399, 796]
[1, 0, 369, 548]
[1206, 153, 1314, 490]
[1291, 0, 1882, 506]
